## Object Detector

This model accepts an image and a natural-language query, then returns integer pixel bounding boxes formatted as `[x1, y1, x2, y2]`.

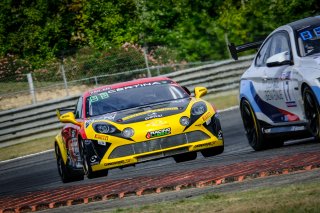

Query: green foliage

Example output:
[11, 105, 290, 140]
[0, 0, 319, 77]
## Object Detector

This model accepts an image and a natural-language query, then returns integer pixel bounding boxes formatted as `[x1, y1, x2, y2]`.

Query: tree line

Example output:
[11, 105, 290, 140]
[0, 0, 319, 69]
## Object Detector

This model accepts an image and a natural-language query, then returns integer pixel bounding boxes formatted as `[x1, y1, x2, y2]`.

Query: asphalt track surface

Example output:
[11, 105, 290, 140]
[0, 108, 320, 210]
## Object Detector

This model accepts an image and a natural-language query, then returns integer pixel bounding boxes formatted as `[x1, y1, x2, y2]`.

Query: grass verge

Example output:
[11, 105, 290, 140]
[108, 181, 320, 213]
[205, 92, 238, 110]
[0, 136, 54, 161]
[0, 93, 238, 161]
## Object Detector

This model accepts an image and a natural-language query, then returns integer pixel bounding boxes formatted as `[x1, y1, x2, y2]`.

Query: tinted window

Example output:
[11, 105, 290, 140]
[74, 97, 83, 119]
[255, 38, 272, 67]
[295, 24, 320, 56]
[86, 83, 189, 117]
[269, 32, 290, 57]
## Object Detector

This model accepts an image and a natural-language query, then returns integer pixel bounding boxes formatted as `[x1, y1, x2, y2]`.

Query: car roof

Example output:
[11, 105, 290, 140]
[84, 76, 176, 97]
[287, 16, 320, 31]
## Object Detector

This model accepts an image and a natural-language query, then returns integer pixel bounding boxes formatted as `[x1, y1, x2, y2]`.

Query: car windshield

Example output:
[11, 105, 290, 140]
[296, 24, 320, 57]
[85, 83, 189, 117]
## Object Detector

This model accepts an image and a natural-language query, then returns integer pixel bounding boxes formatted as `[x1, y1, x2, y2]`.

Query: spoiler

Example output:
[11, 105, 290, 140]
[228, 40, 264, 60]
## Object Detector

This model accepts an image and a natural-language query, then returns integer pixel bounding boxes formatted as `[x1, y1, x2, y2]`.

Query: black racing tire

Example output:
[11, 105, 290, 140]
[55, 144, 84, 183]
[240, 99, 267, 151]
[173, 151, 197, 163]
[80, 139, 109, 179]
[201, 145, 224, 158]
[303, 86, 320, 141]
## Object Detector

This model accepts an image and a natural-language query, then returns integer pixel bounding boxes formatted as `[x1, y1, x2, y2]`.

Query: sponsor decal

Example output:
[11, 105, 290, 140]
[90, 87, 111, 94]
[71, 130, 76, 138]
[90, 81, 170, 95]
[84, 139, 92, 145]
[218, 130, 223, 139]
[104, 159, 131, 167]
[202, 111, 212, 121]
[146, 127, 171, 139]
[194, 142, 216, 149]
[85, 120, 92, 128]
[97, 140, 107, 146]
[280, 71, 291, 80]
[145, 112, 163, 120]
[291, 126, 305, 131]
[90, 155, 98, 163]
[122, 107, 179, 121]
[94, 134, 109, 141]
[286, 101, 297, 107]
[102, 112, 117, 121]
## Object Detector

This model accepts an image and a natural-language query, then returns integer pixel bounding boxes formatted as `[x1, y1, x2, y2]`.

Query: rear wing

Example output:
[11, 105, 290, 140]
[228, 40, 264, 60]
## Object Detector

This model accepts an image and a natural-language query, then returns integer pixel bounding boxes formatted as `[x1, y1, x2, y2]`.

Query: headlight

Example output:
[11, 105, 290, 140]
[180, 116, 190, 126]
[93, 122, 116, 134]
[122, 127, 134, 138]
[191, 102, 207, 115]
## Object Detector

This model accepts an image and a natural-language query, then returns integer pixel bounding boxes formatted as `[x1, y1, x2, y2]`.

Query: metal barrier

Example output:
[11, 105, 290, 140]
[0, 55, 254, 147]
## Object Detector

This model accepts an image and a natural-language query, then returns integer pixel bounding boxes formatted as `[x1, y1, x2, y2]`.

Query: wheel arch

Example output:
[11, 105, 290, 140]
[55, 134, 68, 164]
[301, 82, 320, 105]
[301, 82, 309, 97]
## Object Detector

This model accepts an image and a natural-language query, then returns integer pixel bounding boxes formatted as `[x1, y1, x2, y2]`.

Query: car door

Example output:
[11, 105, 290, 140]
[262, 31, 301, 123]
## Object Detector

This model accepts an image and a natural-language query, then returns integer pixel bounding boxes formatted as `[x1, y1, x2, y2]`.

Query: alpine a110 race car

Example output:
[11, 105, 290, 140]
[228, 16, 320, 151]
[54, 76, 224, 182]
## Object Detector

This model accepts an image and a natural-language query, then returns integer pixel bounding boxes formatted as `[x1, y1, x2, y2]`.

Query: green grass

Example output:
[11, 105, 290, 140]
[205, 93, 238, 110]
[0, 136, 54, 161]
[105, 181, 320, 213]
[0, 93, 238, 161]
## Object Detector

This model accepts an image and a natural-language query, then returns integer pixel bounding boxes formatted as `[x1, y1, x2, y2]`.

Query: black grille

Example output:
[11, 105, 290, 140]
[109, 131, 209, 159]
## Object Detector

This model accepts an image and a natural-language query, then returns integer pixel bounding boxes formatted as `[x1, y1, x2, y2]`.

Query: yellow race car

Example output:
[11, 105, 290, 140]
[55, 77, 224, 182]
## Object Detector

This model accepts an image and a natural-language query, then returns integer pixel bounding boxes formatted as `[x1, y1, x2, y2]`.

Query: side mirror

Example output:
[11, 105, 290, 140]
[194, 87, 207, 98]
[56, 110, 82, 127]
[266, 51, 292, 67]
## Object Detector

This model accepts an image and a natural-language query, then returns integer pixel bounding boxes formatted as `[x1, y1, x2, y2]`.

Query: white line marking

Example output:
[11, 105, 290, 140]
[1, 105, 240, 164]
[0, 149, 54, 164]
[218, 105, 239, 113]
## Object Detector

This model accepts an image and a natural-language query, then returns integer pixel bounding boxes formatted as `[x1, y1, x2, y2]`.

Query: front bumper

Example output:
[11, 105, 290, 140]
[91, 132, 223, 171]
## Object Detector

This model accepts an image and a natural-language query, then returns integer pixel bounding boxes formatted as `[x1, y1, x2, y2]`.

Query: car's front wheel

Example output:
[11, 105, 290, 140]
[303, 86, 320, 141]
[55, 144, 84, 183]
[80, 139, 109, 179]
[240, 99, 266, 151]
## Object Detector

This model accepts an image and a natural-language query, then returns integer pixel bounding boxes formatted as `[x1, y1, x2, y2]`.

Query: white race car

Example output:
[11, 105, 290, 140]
[229, 16, 320, 150]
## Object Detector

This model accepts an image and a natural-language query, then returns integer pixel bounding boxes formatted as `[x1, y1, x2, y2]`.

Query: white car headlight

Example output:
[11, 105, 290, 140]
[191, 102, 207, 115]
[122, 127, 134, 138]
[93, 122, 116, 134]
[180, 116, 190, 126]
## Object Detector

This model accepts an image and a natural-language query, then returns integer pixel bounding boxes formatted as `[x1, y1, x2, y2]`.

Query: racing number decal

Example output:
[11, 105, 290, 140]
[281, 71, 297, 107]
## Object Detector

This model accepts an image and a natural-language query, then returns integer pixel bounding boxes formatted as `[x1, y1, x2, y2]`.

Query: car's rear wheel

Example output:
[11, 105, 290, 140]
[55, 144, 84, 183]
[201, 146, 224, 157]
[303, 86, 320, 141]
[80, 139, 109, 179]
[240, 99, 266, 151]
[173, 151, 197, 163]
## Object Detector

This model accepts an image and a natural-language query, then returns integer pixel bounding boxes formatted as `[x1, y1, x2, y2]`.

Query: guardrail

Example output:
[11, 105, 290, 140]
[0, 55, 254, 147]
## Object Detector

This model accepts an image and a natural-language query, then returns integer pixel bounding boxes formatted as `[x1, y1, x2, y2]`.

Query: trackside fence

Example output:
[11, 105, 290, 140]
[0, 55, 254, 147]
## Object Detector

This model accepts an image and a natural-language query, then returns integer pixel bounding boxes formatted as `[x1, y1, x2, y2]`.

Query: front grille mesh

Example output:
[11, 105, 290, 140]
[109, 131, 209, 159]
